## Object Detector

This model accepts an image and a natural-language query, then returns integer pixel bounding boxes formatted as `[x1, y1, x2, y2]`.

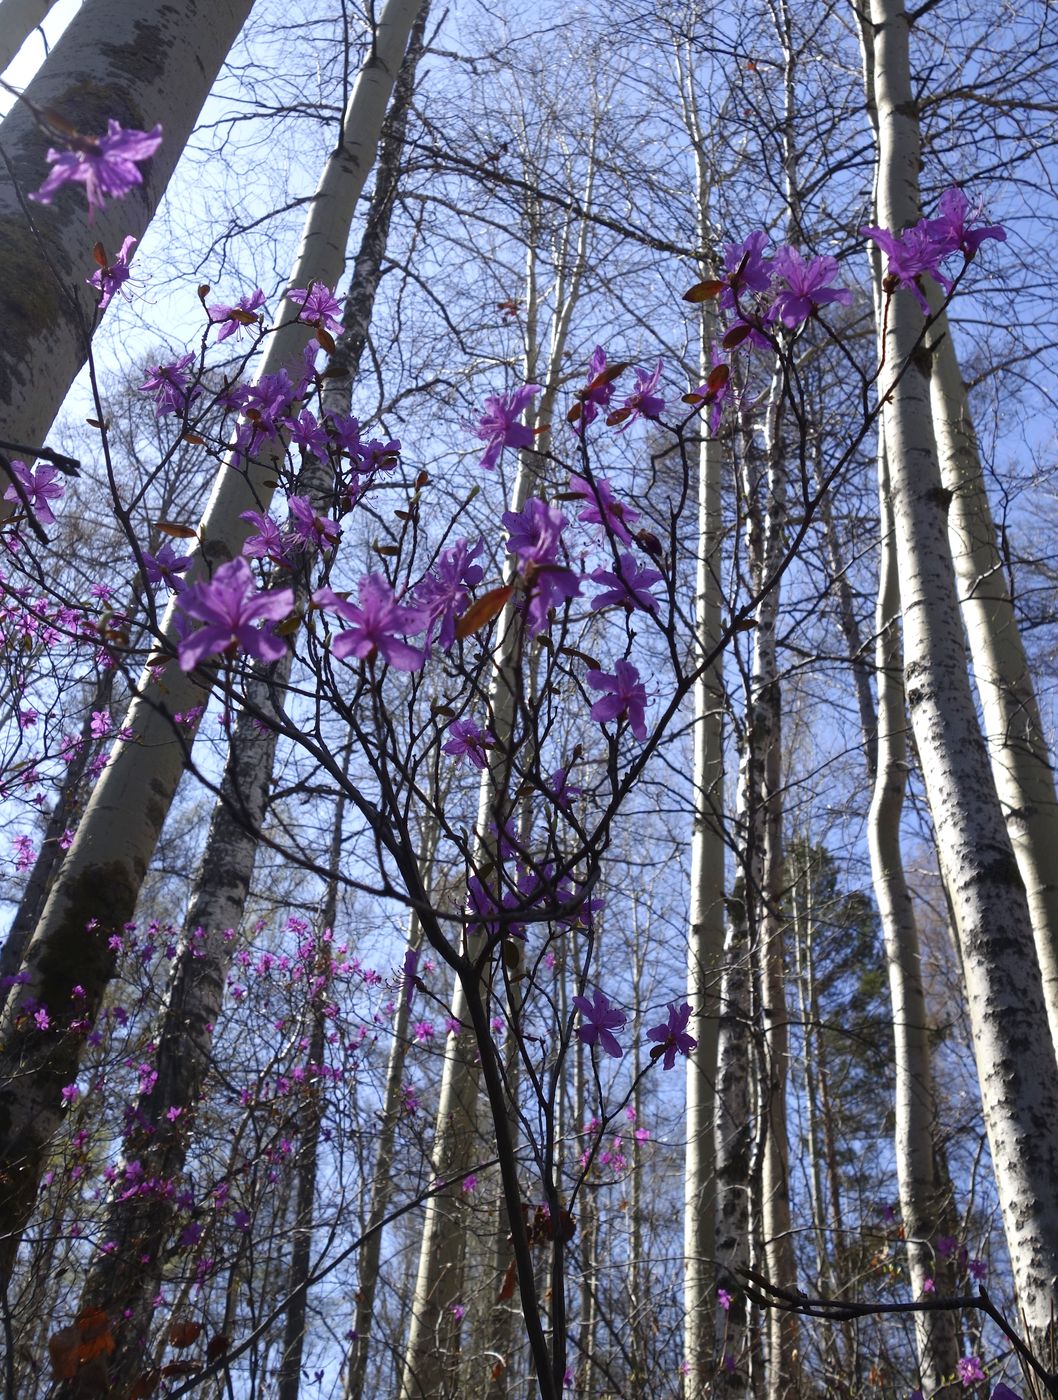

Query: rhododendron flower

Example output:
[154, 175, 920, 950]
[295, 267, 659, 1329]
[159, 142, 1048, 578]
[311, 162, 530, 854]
[443, 718, 494, 770]
[240, 510, 291, 566]
[88, 234, 137, 310]
[139, 354, 200, 418]
[609, 360, 664, 428]
[176, 558, 293, 670]
[991, 1385, 1024, 1400]
[718, 1288, 733, 1311]
[141, 539, 191, 590]
[590, 553, 663, 614]
[401, 948, 419, 1008]
[208, 288, 266, 342]
[770, 247, 853, 329]
[288, 282, 344, 334]
[720, 230, 773, 309]
[861, 222, 954, 313]
[568, 473, 640, 544]
[284, 410, 330, 457]
[313, 575, 426, 670]
[415, 538, 485, 650]
[4, 461, 64, 525]
[475, 384, 541, 470]
[30, 120, 163, 218]
[568, 346, 619, 433]
[504, 498, 581, 633]
[957, 1357, 985, 1387]
[287, 495, 340, 551]
[925, 187, 1006, 259]
[356, 439, 401, 474]
[647, 1001, 696, 1069]
[587, 660, 649, 740]
[572, 989, 626, 1058]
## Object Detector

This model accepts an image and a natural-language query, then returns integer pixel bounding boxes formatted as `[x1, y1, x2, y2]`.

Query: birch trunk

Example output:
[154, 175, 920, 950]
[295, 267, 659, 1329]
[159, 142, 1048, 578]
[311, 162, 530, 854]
[399, 161, 595, 1400]
[0, 0, 253, 468]
[924, 301, 1058, 1055]
[0, 0, 426, 1282]
[868, 440, 960, 1393]
[676, 38, 726, 1397]
[868, 0, 1058, 1350]
[0, 0, 61, 76]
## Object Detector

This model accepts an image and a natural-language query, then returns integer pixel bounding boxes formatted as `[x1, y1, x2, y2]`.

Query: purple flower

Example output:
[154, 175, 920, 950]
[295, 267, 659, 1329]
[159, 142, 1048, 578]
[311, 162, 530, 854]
[686, 344, 733, 436]
[646, 1001, 696, 1069]
[30, 120, 163, 219]
[327, 413, 362, 458]
[88, 234, 137, 310]
[991, 1385, 1024, 1400]
[141, 539, 191, 590]
[284, 411, 330, 458]
[610, 360, 664, 428]
[288, 282, 344, 334]
[356, 439, 401, 474]
[139, 354, 200, 418]
[176, 557, 294, 671]
[548, 765, 582, 811]
[4, 461, 64, 525]
[720, 230, 773, 309]
[240, 369, 297, 437]
[414, 538, 486, 651]
[586, 660, 649, 740]
[503, 498, 581, 635]
[925, 187, 1006, 259]
[443, 718, 494, 770]
[287, 495, 340, 551]
[240, 510, 291, 566]
[957, 1357, 985, 1387]
[718, 1288, 733, 1311]
[590, 553, 663, 614]
[568, 346, 619, 433]
[475, 384, 541, 470]
[861, 221, 954, 313]
[313, 575, 426, 671]
[208, 288, 266, 342]
[969, 1257, 987, 1281]
[568, 474, 640, 544]
[770, 247, 853, 329]
[936, 1234, 959, 1259]
[402, 948, 419, 1008]
[572, 989, 626, 1058]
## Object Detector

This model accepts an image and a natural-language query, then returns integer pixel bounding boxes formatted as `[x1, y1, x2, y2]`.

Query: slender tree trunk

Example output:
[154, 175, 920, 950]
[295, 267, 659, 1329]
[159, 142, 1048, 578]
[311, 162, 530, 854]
[868, 441, 960, 1392]
[868, 0, 1058, 1350]
[277, 796, 345, 1400]
[677, 40, 726, 1398]
[0, 0, 254, 471]
[0, 0, 426, 1283]
[0, 0, 60, 73]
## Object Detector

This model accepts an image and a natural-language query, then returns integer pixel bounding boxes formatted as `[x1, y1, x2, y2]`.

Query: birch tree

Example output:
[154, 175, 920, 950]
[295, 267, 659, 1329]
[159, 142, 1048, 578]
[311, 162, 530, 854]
[0, 0, 426, 1283]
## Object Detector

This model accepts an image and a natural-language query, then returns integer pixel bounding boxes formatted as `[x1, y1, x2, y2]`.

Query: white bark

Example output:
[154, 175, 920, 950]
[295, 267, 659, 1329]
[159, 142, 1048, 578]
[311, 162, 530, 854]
[924, 300, 1058, 1056]
[0, 0, 62, 75]
[677, 39, 726, 1398]
[869, 442, 959, 1393]
[0, 0, 426, 1281]
[0, 0, 253, 467]
[869, 0, 1058, 1350]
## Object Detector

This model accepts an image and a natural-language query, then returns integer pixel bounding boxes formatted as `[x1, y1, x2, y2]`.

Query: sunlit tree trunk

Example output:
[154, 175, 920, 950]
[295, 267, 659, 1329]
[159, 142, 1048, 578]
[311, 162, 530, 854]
[0, 0, 253, 474]
[676, 35, 726, 1398]
[868, 441, 960, 1392]
[867, 0, 1058, 1351]
[0, 0, 427, 1283]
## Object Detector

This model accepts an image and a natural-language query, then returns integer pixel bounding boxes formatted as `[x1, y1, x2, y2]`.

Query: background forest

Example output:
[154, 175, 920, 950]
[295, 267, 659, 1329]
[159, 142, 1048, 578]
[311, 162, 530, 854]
[0, 0, 1056, 1397]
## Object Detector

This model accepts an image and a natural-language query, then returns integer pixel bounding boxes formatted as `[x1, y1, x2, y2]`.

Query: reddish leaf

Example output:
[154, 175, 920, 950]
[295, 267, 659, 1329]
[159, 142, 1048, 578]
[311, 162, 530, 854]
[168, 1319, 203, 1349]
[374, 543, 399, 557]
[491, 1361, 506, 1381]
[197, 285, 211, 303]
[682, 279, 724, 303]
[707, 362, 731, 393]
[206, 1334, 230, 1364]
[229, 308, 258, 325]
[129, 1370, 162, 1399]
[48, 1326, 82, 1381]
[605, 406, 632, 427]
[156, 520, 198, 539]
[85, 417, 109, 430]
[455, 585, 512, 640]
[498, 1259, 518, 1302]
[721, 322, 753, 350]
[416, 470, 430, 487]
[316, 326, 336, 354]
[92, 242, 108, 268]
[161, 1361, 201, 1378]
[566, 401, 584, 425]
[182, 432, 206, 445]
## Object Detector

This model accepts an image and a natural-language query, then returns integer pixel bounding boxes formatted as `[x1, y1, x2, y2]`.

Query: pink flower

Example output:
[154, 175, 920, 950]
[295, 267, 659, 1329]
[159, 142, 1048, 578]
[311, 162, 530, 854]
[90, 710, 112, 739]
[313, 576, 426, 671]
[587, 660, 649, 740]
[443, 718, 494, 770]
[88, 235, 137, 309]
[30, 120, 163, 219]
[770, 247, 853, 329]
[718, 1288, 733, 1311]
[646, 1001, 696, 1070]
[609, 360, 664, 428]
[288, 282, 344, 334]
[590, 554, 663, 614]
[176, 557, 294, 671]
[572, 989, 626, 1058]
[475, 384, 541, 470]
[957, 1356, 985, 1387]
[568, 474, 640, 545]
[4, 461, 64, 525]
[568, 345, 619, 434]
[208, 288, 266, 342]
